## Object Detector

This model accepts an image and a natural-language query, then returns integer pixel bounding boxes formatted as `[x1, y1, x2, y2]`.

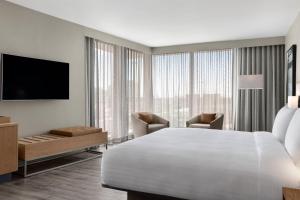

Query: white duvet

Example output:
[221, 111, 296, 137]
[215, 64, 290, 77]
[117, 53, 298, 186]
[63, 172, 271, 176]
[101, 128, 300, 200]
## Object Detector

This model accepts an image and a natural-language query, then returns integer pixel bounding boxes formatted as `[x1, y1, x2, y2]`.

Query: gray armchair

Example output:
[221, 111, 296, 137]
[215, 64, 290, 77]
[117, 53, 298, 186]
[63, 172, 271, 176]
[186, 113, 224, 130]
[131, 112, 170, 138]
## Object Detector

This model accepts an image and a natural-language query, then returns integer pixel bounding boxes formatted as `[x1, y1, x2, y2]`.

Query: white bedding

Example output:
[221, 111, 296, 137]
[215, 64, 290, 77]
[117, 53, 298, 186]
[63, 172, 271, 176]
[101, 128, 300, 200]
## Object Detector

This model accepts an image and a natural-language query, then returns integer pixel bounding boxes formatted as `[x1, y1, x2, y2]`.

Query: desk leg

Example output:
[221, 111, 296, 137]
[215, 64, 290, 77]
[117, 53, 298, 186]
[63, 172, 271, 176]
[23, 161, 27, 177]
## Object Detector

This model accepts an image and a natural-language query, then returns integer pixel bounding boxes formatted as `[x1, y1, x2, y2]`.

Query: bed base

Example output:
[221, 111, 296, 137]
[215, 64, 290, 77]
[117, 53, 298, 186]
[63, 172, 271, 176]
[128, 191, 185, 200]
[102, 184, 185, 200]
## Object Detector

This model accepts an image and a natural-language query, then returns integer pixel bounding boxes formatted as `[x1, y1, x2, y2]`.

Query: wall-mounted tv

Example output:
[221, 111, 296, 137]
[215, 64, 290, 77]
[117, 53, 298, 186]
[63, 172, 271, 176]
[0, 54, 69, 100]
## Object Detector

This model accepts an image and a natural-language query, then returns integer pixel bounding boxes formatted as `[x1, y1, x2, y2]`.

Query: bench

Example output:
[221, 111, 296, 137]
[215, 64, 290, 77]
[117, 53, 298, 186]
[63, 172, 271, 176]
[18, 126, 107, 177]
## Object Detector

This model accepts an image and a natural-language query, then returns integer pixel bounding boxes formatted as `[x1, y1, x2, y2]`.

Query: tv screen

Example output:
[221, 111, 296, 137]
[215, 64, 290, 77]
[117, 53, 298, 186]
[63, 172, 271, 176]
[1, 54, 69, 100]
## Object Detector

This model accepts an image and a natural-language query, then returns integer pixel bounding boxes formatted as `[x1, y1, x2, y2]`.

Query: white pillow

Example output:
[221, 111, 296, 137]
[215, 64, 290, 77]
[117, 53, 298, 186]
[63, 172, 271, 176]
[285, 109, 300, 165]
[272, 106, 296, 143]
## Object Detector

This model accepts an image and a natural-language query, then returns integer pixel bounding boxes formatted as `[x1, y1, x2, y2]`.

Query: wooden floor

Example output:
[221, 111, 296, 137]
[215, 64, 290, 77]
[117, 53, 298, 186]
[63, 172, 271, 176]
[0, 153, 126, 200]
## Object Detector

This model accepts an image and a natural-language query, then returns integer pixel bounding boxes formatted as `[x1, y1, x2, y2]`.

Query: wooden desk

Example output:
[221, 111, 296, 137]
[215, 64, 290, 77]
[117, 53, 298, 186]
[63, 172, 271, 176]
[0, 123, 18, 175]
[283, 187, 300, 200]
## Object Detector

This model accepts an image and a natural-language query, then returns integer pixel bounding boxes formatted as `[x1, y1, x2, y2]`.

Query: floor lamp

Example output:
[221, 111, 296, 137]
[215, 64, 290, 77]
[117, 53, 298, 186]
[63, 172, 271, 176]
[238, 75, 264, 90]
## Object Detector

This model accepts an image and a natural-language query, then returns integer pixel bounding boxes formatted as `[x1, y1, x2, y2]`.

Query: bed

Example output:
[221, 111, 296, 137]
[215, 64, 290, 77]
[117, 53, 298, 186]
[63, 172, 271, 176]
[101, 128, 300, 200]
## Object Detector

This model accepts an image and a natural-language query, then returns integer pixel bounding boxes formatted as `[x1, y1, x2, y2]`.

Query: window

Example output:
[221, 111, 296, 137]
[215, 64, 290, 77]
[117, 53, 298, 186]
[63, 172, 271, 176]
[152, 53, 190, 127]
[152, 50, 234, 129]
[193, 49, 233, 129]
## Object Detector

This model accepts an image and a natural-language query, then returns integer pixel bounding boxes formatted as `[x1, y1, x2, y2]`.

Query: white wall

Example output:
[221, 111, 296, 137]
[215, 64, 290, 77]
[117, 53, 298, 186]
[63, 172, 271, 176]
[286, 12, 300, 94]
[0, 1, 151, 137]
[152, 37, 285, 54]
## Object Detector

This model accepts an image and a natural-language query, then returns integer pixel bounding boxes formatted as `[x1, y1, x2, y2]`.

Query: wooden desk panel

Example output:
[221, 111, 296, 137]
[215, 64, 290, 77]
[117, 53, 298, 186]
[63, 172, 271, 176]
[0, 123, 18, 175]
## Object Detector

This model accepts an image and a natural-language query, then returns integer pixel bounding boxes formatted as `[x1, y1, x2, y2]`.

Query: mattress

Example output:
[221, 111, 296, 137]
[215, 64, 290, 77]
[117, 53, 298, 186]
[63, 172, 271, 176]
[101, 128, 300, 200]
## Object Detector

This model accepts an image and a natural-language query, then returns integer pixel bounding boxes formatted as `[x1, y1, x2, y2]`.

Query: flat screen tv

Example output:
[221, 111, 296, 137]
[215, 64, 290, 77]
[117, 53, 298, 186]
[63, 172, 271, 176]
[0, 54, 69, 100]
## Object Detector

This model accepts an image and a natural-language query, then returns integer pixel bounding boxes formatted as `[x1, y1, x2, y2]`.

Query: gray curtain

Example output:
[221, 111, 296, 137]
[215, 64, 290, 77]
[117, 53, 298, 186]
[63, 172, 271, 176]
[85, 37, 96, 127]
[234, 45, 285, 132]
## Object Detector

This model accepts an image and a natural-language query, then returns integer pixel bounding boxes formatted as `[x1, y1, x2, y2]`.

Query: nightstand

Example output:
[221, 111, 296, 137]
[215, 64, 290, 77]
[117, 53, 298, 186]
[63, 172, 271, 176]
[283, 187, 300, 200]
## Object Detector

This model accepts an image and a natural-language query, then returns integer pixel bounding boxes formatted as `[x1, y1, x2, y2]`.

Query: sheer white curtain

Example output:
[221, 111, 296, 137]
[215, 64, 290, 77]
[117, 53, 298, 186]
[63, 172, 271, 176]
[113, 46, 128, 141]
[152, 53, 190, 127]
[86, 39, 114, 129]
[126, 48, 145, 133]
[86, 39, 118, 140]
[86, 37, 146, 141]
[152, 50, 234, 129]
[192, 49, 234, 129]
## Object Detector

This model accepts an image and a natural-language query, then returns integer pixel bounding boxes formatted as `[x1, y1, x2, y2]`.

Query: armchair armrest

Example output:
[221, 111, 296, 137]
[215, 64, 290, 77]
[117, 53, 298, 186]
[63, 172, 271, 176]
[210, 114, 224, 130]
[186, 115, 200, 127]
[152, 114, 170, 127]
[131, 114, 148, 137]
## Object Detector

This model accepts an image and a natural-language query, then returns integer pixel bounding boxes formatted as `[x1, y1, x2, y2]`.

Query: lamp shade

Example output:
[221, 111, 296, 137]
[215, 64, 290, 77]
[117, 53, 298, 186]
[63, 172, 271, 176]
[238, 74, 264, 89]
[288, 96, 300, 108]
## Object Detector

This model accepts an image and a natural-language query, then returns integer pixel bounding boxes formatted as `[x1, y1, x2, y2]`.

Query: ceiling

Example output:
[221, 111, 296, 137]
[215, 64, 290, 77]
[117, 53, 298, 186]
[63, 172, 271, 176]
[6, 0, 300, 47]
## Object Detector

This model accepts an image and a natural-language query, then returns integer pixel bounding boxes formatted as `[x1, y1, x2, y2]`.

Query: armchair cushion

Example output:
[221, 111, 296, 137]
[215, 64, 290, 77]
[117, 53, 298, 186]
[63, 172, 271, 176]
[148, 124, 168, 133]
[200, 113, 216, 124]
[189, 123, 211, 128]
[139, 113, 153, 124]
